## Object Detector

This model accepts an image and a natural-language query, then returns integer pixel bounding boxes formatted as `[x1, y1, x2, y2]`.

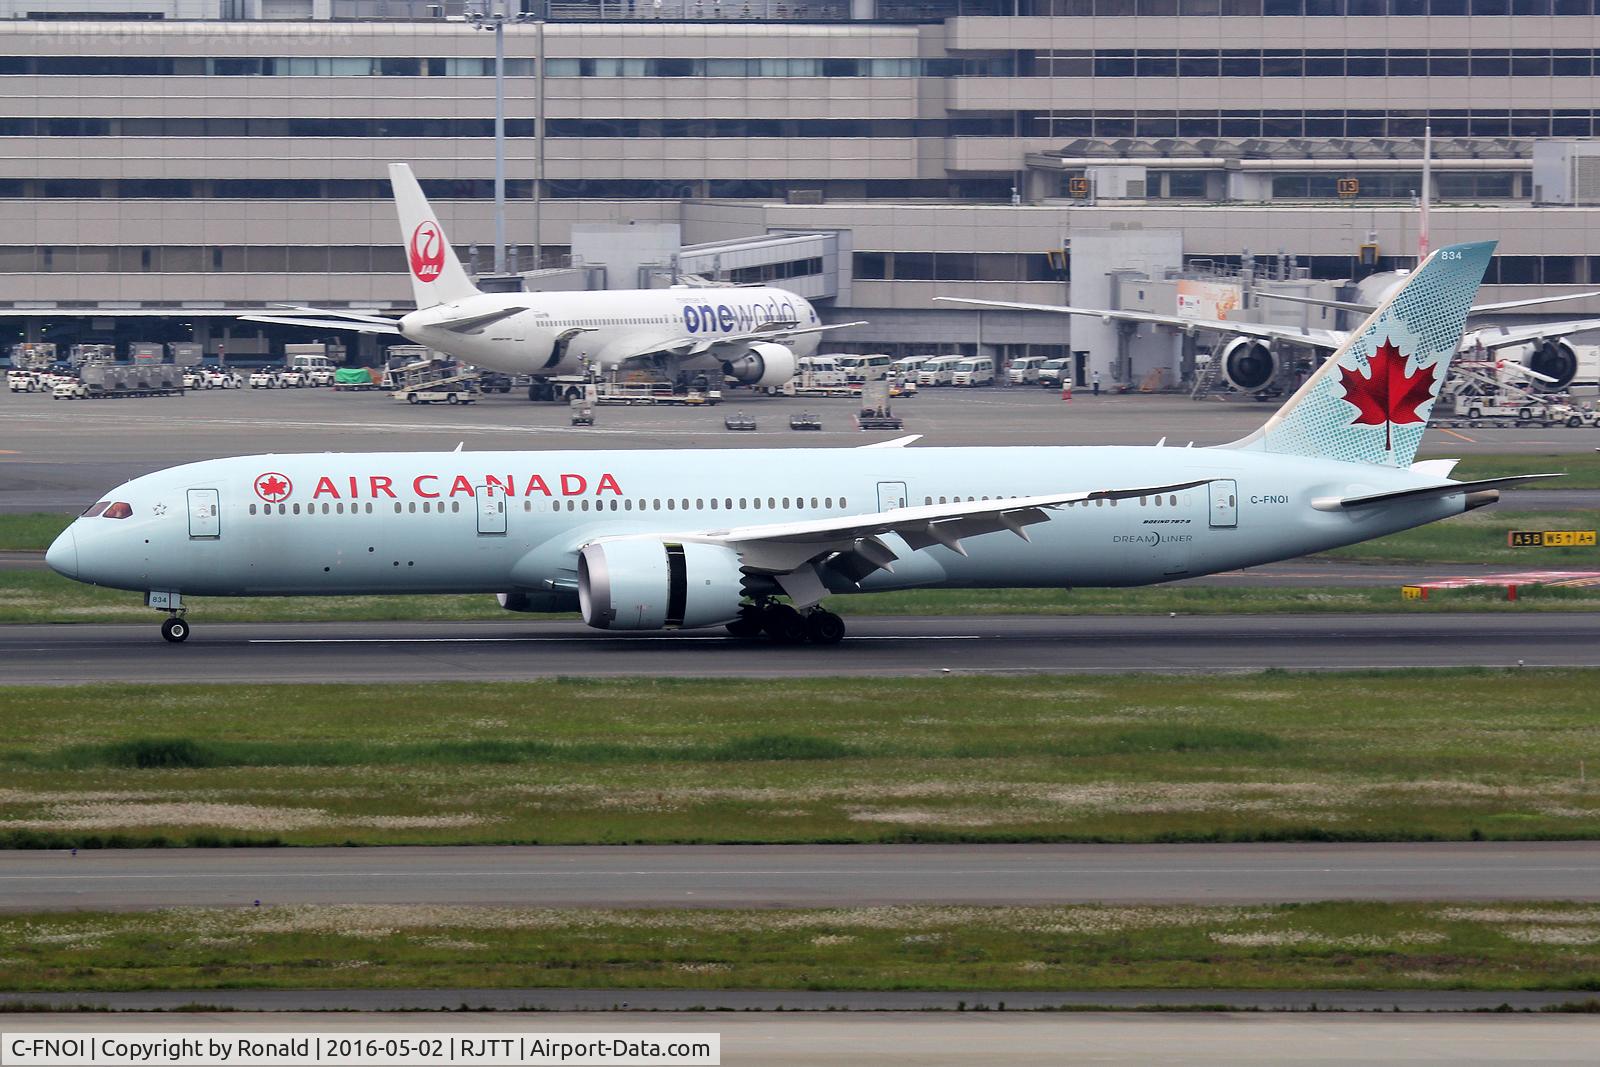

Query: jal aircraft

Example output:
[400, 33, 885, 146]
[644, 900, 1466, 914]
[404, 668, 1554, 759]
[941, 272, 1600, 393]
[244, 164, 861, 399]
[49, 240, 1557, 646]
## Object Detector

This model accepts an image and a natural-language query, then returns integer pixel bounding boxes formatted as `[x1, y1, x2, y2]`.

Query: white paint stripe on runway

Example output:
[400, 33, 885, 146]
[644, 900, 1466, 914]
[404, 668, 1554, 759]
[249, 635, 984, 645]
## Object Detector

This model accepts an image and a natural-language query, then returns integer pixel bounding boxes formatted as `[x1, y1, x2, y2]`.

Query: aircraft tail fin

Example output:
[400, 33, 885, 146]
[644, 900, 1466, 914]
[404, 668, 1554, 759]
[1227, 240, 1495, 468]
[387, 163, 480, 310]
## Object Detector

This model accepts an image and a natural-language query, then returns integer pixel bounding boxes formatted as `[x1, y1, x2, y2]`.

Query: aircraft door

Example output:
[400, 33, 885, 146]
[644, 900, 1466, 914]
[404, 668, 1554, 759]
[877, 481, 908, 512]
[545, 328, 587, 370]
[1209, 479, 1239, 528]
[187, 489, 220, 539]
[477, 485, 507, 536]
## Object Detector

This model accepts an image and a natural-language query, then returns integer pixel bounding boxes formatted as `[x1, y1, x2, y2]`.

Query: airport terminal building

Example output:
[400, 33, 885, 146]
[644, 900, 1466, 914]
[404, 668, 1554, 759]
[4, 0, 1600, 380]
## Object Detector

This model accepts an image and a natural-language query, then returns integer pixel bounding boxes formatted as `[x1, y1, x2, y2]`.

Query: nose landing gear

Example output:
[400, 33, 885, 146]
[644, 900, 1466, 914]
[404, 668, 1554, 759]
[725, 600, 846, 645]
[146, 590, 189, 643]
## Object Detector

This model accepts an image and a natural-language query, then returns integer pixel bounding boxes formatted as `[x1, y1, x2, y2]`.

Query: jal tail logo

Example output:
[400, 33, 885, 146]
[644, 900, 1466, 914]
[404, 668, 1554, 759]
[409, 221, 445, 283]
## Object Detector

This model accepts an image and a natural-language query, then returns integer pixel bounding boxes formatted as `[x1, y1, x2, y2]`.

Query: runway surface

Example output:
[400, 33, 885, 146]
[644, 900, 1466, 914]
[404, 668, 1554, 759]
[5, 842, 1600, 912]
[3, 613, 1598, 684]
[6, 1012, 1598, 1064]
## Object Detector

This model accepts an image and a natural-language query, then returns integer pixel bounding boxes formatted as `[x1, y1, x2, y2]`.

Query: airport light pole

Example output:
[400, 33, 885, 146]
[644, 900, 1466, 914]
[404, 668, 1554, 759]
[466, 2, 533, 277]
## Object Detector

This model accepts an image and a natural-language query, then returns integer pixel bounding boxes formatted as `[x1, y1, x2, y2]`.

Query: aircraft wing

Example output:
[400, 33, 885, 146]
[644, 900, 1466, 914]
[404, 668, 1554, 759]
[1262, 289, 1600, 317]
[933, 297, 1343, 350]
[619, 477, 1213, 582]
[1473, 318, 1600, 351]
[240, 315, 401, 335]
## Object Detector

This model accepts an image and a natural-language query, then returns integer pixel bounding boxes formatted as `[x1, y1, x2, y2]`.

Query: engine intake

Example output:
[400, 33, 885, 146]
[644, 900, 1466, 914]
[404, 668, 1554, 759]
[1219, 337, 1277, 393]
[578, 540, 746, 631]
[723, 342, 797, 389]
[1524, 339, 1578, 390]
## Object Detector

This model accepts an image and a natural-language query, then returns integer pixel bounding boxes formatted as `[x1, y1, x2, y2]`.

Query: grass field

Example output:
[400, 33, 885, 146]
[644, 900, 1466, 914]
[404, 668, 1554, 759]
[3, 902, 1599, 994]
[1321, 510, 1600, 565]
[2, 672, 1597, 848]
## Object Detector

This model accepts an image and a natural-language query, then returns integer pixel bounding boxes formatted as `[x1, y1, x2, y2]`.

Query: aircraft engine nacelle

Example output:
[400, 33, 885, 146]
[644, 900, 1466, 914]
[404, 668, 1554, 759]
[1219, 337, 1278, 393]
[723, 342, 797, 389]
[1523, 339, 1579, 391]
[577, 539, 745, 631]
[498, 590, 579, 614]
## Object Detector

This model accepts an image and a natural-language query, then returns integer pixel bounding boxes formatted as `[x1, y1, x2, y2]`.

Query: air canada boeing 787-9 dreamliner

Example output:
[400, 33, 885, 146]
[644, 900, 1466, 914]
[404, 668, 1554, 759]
[48, 239, 1557, 645]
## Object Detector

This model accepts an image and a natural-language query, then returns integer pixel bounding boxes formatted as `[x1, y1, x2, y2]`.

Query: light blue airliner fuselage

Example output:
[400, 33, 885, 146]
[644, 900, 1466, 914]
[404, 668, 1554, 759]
[47, 239, 1544, 645]
[48, 445, 1465, 600]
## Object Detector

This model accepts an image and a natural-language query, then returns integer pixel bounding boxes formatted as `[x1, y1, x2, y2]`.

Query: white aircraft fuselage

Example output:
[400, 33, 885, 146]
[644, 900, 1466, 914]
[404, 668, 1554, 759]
[401, 286, 824, 378]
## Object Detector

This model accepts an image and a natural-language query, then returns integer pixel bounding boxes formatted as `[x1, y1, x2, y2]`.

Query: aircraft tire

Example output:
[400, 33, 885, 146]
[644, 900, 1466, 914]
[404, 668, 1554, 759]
[805, 610, 846, 646]
[761, 604, 807, 644]
[161, 617, 189, 643]
[725, 606, 764, 640]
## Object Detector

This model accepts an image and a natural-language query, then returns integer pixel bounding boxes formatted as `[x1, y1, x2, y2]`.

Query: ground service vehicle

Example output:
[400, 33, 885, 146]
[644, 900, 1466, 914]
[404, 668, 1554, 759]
[838, 354, 892, 384]
[917, 356, 962, 387]
[952, 357, 996, 387]
[48, 242, 1559, 649]
[1008, 356, 1047, 385]
[1037, 358, 1071, 388]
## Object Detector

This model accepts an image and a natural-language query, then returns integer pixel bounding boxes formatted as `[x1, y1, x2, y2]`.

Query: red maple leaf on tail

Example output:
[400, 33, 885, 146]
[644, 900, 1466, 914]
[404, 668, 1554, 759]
[1337, 338, 1437, 451]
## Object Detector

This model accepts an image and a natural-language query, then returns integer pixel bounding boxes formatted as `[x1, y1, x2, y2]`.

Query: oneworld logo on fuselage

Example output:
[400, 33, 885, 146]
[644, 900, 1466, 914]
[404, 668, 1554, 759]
[681, 295, 808, 335]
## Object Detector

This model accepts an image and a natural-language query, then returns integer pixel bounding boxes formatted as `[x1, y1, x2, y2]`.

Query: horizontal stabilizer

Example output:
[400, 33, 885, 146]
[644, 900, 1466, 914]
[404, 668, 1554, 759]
[240, 315, 400, 335]
[1312, 473, 1563, 511]
[268, 304, 399, 326]
[429, 306, 527, 334]
[860, 435, 922, 448]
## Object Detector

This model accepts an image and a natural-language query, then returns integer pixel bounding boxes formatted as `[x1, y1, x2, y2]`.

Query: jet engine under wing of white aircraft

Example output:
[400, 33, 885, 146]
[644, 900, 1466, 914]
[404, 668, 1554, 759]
[721, 342, 798, 388]
[1217, 337, 1278, 392]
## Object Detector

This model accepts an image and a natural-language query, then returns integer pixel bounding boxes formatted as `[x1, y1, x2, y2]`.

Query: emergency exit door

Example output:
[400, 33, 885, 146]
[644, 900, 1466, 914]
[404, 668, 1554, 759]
[877, 481, 908, 512]
[1209, 479, 1238, 528]
[477, 486, 507, 535]
[187, 489, 220, 539]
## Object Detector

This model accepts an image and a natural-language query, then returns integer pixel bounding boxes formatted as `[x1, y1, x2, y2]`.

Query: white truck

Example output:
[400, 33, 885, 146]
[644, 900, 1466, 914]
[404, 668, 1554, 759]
[1037, 357, 1072, 389]
[916, 355, 963, 387]
[951, 356, 996, 387]
[250, 367, 306, 389]
[288, 353, 339, 387]
[1008, 355, 1047, 385]
[184, 367, 243, 390]
[838, 353, 893, 385]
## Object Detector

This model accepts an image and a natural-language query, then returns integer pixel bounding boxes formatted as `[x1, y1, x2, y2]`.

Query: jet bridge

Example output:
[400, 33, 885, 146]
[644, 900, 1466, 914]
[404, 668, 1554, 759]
[668, 232, 844, 303]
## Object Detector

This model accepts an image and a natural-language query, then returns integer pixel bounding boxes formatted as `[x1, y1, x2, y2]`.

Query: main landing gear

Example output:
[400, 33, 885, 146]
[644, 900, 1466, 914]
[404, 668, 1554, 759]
[726, 601, 846, 645]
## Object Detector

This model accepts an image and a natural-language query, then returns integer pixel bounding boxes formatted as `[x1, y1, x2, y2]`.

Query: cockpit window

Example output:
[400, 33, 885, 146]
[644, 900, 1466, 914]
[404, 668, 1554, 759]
[102, 502, 133, 519]
[81, 501, 110, 517]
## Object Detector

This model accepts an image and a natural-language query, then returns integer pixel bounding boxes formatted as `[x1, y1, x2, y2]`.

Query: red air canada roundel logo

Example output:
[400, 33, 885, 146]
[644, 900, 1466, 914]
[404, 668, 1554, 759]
[254, 472, 292, 503]
[409, 221, 445, 283]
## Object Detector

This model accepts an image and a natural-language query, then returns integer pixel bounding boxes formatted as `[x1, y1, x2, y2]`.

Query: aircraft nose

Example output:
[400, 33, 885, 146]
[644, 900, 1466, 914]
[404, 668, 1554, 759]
[45, 527, 78, 578]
